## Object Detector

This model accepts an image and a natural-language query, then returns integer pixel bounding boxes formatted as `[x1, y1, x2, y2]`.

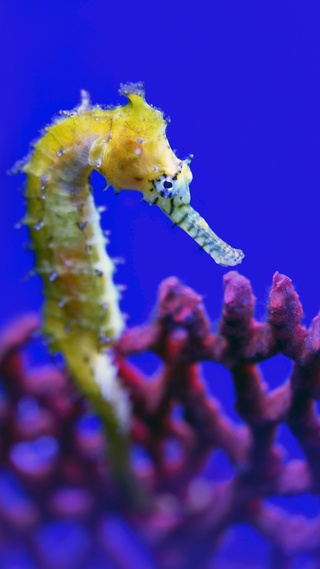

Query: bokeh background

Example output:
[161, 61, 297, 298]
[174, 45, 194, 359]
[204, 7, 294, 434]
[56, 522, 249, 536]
[1, 1, 320, 566]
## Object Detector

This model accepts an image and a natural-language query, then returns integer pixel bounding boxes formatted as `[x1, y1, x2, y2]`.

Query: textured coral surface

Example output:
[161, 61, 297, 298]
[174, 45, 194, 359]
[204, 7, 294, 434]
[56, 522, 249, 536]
[1, 271, 320, 569]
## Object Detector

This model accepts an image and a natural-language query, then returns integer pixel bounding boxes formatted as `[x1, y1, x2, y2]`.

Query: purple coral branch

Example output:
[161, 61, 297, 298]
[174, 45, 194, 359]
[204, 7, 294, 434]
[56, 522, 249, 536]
[117, 271, 320, 566]
[1, 271, 320, 568]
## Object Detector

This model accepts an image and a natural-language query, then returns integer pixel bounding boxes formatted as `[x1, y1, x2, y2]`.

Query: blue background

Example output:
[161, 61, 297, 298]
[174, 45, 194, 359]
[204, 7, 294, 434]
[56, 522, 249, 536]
[1, 1, 320, 566]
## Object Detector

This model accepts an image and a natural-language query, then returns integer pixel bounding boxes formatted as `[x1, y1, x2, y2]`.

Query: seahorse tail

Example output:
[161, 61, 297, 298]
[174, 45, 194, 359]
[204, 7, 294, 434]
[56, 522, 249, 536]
[63, 333, 141, 502]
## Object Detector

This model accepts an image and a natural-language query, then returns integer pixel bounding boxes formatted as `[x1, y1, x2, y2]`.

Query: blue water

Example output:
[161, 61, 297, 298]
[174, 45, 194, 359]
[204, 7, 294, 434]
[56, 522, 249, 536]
[1, 1, 320, 567]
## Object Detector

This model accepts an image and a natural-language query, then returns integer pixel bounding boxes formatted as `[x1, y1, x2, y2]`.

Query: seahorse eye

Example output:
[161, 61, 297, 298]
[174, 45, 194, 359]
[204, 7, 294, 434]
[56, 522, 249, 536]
[154, 175, 175, 198]
[153, 164, 192, 205]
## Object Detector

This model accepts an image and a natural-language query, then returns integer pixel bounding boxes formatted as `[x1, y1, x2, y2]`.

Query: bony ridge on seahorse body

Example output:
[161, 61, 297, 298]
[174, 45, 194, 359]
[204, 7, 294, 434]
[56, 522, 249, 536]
[21, 82, 244, 496]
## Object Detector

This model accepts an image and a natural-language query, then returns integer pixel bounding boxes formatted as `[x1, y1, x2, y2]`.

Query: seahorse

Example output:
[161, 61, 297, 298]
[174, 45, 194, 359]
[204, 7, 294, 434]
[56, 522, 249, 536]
[20, 83, 244, 495]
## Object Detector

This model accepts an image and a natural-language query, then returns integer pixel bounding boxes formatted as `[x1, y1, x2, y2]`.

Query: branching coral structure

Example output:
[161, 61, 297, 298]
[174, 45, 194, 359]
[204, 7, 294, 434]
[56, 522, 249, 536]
[0, 271, 320, 569]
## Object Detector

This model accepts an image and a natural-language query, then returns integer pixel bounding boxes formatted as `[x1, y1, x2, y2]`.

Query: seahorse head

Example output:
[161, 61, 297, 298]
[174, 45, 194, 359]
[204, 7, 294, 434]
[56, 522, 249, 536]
[97, 83, 193, 205]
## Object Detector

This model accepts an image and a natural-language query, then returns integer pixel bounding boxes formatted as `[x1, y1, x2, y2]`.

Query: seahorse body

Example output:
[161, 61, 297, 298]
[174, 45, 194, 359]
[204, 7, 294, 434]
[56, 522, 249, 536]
[21, 83, 243, 493]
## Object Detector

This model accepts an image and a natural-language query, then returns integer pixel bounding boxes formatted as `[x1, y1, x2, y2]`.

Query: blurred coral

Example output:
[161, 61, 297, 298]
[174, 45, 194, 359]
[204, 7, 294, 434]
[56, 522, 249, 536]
[1, 271, 320, 569]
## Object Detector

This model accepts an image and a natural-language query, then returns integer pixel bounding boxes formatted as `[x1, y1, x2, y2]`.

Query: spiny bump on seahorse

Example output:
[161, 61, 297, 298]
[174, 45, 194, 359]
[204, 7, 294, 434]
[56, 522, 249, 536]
[18, 82, 244, 500]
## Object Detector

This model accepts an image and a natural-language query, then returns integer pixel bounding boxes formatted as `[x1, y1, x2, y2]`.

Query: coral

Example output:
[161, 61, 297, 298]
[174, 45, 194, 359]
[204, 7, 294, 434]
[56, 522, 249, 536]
[1, 271, 320, 568]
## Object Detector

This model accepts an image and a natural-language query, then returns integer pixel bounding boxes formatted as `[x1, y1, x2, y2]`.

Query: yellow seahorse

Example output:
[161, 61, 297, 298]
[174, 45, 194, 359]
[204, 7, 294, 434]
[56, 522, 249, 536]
[20, 83, 244, 495]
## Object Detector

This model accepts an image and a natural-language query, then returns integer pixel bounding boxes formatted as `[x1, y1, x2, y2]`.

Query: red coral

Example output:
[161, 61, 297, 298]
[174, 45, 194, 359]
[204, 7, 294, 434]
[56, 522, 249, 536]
[1, 272, 320, 568]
